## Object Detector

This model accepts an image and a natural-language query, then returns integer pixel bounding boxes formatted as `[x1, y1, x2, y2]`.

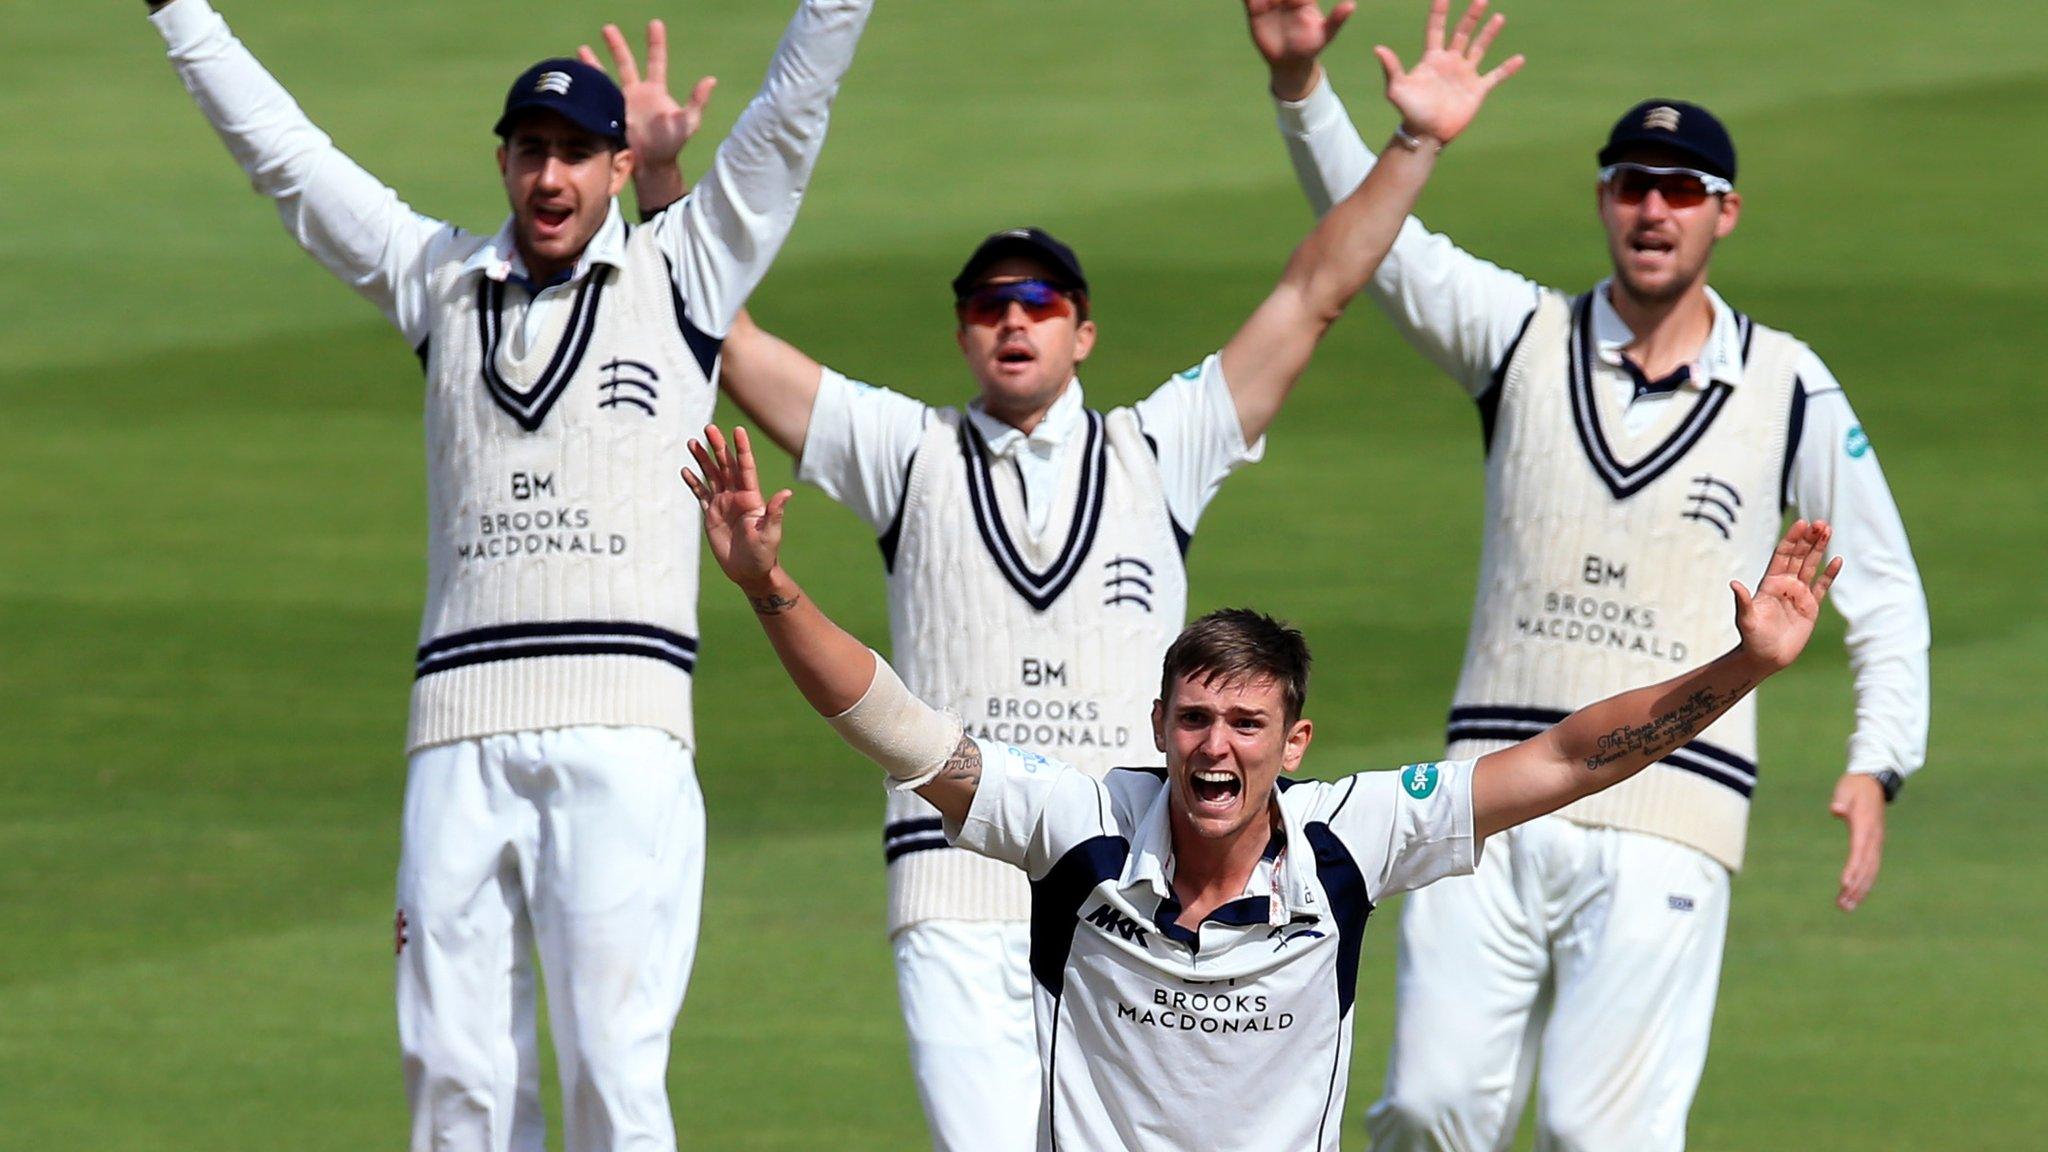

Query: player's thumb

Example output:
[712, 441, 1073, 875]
[1326, 1, 1357, 44]
[1374, 45, 1403, 87]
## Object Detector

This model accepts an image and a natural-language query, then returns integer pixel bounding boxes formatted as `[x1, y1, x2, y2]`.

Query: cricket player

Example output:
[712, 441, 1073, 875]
[681, 419, 1845, 1152]
[144, 1, 874, 1148]
[623, 1, 1518, 1143]
[1240, 1, 1933, 1147]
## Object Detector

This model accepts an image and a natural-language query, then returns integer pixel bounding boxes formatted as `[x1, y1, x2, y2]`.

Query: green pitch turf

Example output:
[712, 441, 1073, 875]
[3, 0, 2043, 1147]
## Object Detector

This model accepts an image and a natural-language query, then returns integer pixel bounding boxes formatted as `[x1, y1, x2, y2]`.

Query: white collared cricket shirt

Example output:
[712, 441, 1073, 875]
[952, 742, 1479, 1151]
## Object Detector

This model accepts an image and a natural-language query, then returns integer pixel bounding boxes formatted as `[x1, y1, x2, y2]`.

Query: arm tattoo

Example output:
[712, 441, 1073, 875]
[1583, 683, 1749, 772]
[747, 592, 802, 616]
[937, 736, 982, 789]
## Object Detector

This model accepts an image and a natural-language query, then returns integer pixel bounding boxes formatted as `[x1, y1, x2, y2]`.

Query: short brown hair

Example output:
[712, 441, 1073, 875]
[1159, 608, 1312, 723]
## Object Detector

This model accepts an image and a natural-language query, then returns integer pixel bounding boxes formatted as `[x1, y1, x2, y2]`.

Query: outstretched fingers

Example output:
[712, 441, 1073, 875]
[685, 437, 723, 498]
[684, 75, 718, 119]
[1797, 521, 1833, 585]
[1765, 519, 1808, 582]
[680, 463, 711, 507]
[1811, 555, 1844, 605]
[1467, 10, 1505, 61]
[736, 426, 764, 502]
[644, 18, 668, 86]
[1448, 0, 1486, 54]
[600, 23, 642, 87]
[1482, 53, 1525, 90]
[1423, 0, 1450, 53]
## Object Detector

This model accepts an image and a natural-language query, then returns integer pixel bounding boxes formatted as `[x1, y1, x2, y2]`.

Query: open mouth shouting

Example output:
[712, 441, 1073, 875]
[531, 202, 576, 240]
[1189, 768, 1244, 815]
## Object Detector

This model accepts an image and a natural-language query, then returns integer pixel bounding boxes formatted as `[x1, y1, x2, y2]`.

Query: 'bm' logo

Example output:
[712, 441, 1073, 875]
[597, 358, 660, 417]
[1084, 903, 1150, 946]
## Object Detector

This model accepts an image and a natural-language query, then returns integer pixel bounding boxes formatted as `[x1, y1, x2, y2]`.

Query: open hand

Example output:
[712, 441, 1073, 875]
[1732, 519, 1842, 672]
[681, 425, 789, 589]
[579, 20, 716, 170]
[1376, 0, 1523, 145]
[1246, 0, 1357, 100]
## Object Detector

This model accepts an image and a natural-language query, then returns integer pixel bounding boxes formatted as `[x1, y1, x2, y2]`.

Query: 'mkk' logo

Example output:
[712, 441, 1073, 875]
[1084, 903, 1150, 946]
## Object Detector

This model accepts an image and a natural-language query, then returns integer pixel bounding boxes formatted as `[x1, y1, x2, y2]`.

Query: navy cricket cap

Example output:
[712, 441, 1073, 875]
[1598, 99, 1736, 184]
[494, 59, 626, 146]
[952, 228, 1089, 298]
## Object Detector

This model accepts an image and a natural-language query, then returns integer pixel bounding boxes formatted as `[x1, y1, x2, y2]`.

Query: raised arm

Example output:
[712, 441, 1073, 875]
[578, 21, 717, 221]
[1473, 521, 1843, 841]
[587, 32, 824, 457]
[1248, 0, 1541, 397]
[1220, 0, 1522, 440]
[147, 0, 447, 347]
[682, 425, 981, 824]
[655, 0, 875, 339]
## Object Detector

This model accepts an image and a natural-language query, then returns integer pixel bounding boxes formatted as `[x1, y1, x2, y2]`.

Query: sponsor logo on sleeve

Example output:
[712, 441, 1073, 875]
[1845, 425, 1871, 458]
[1401, 762, 1441, 800]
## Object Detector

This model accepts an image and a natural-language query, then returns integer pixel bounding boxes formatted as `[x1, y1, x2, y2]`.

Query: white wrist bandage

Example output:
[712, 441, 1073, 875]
[827, 652, 964, 791]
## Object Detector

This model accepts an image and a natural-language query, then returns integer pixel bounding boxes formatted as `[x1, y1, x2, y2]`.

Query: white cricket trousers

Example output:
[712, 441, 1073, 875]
[1366, 815, 1730, 1152]
[893, 920, 1040, 1152]
[396, 726, 705, 1152]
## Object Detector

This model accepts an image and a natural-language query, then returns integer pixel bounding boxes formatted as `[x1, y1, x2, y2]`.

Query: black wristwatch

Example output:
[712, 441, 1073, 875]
[1869, 769, 1905, 804]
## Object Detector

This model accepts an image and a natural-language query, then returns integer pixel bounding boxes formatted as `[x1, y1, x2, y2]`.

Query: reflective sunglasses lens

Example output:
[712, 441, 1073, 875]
[1656, 173, 1711, 208]
[959, 281, 1069, 325]
[1610, 168, 1712, 208]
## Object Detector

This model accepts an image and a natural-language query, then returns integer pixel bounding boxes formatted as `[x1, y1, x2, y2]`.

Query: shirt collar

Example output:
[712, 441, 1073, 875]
[459, 201, 630, 286]
[1590, 280, 1746, 388]
[966, 379, 1085, 460]
[1121, 775, 1322, 924]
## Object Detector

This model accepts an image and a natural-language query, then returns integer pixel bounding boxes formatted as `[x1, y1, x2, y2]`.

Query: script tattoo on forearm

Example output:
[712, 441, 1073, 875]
[1583, 683, 1749, 772]
[937, 736, 982, 789]
[747, 592, 801, 616]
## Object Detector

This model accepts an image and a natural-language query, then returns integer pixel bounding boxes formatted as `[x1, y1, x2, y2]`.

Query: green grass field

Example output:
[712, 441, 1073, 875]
[3, 0, 2043, 1147]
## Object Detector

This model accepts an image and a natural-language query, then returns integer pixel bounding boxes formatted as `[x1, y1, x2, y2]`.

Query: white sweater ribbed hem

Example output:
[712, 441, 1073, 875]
[407, 655, 696, 752]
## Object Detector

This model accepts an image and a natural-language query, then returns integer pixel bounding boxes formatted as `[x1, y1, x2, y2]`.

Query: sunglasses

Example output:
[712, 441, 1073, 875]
[1599, 163, 1733, 209]
[955, 279, 1076, 326]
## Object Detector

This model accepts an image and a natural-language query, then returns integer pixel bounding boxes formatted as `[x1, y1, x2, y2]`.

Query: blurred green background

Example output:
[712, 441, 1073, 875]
[2, 0, 2041, 1147]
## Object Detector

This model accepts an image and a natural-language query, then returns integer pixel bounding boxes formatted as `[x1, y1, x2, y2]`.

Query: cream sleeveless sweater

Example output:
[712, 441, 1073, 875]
[406, 224, 719, 752]
[882, 407, 1188, 929]
[1448, 291, 1804, 870]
